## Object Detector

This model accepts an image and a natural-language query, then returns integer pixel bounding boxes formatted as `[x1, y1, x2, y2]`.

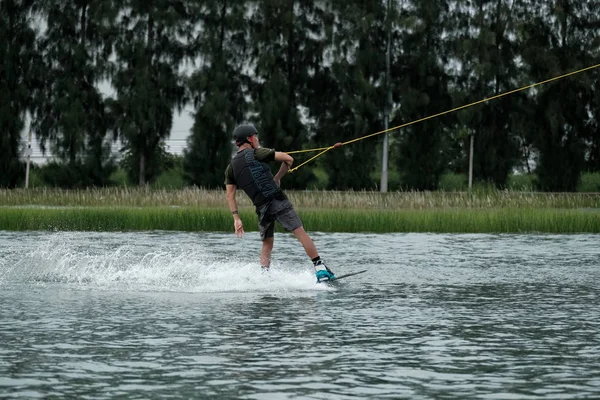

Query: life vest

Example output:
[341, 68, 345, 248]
[231, 149, 281, 207]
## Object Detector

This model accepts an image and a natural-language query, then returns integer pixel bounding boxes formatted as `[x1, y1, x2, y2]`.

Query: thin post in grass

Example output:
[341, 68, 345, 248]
[468, 133, 474, 190]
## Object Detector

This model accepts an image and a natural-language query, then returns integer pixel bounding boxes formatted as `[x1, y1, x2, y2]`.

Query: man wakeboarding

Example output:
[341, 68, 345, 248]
[224, 123, 335, 283]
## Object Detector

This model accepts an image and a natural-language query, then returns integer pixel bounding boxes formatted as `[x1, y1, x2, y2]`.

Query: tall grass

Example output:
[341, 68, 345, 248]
[301, 208, 600, 233]
[1, 187, 599, 209]
[0, 207, 230, 232]
[0, 207, 598, 233]
[1, 187, 598, 233]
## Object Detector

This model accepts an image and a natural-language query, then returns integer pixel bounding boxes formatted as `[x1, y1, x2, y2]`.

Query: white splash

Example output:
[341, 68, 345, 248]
[2, 233, 330, 294]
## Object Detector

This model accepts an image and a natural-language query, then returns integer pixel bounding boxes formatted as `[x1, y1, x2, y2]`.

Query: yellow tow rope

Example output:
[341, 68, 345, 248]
[286, 63, 600, 173]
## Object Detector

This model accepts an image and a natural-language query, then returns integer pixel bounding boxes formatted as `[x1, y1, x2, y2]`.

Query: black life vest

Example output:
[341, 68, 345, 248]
[231, 149, 282, 207]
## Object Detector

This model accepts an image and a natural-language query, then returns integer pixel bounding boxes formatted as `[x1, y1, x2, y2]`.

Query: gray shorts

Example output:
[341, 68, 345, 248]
[257, 198, 302, 240]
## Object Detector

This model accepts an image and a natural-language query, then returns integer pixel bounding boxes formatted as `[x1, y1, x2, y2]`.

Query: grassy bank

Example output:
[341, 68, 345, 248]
[1, 187, 599, 209]
[0, 206, 598, 233]
[1, 188, 598, 233]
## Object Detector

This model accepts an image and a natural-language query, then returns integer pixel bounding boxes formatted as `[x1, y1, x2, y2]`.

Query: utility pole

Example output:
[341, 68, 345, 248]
[25, 130, 32, 188]
[380, 0, 392, 192]
[468, 133, 474, 190]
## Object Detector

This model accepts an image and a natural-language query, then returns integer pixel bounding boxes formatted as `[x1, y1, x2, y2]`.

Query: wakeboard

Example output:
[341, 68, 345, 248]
[322, 269, 367, 283]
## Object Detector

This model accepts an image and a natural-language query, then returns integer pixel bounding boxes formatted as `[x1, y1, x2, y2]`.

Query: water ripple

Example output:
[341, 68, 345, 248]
[1, 232, 599, 398]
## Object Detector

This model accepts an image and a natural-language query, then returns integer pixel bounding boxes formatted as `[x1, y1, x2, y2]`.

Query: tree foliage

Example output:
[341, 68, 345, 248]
[183, 0, 248, 189]
[2, 0, 600, 191]
[444, 0, 524, 188]
[520, 0, 600, 190]
[0, 0, 41, 188]
[393, 0, 453, 190]
[111, 0, 191, 185]
[308, 0, 386, 190]
[30, 0, 117, 188]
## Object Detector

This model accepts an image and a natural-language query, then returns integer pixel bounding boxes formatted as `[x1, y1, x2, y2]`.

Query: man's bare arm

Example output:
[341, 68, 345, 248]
[273, 152, 294, 185]
[226, 184, 239, 212]
[274, 151, 294, 166]
[226, 184, 244, 237]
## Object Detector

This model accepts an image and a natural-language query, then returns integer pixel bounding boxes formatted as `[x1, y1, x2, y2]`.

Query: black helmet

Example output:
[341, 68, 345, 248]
[233, 124, 258, 145]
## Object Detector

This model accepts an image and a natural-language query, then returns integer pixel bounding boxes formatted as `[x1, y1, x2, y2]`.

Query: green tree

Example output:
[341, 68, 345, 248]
[111, 0, 191, 185]
[445, 0, 523, 188]
[392, 0, 452, 190]
[587, 77, 600, 172]
[308, 0, 386, 190]
[520, 0, 600, 191]
[0, 0, 41, 187]
[184, 0, 248, 189]
[247, 0, 329, 189]
[32, 0, 116, 187]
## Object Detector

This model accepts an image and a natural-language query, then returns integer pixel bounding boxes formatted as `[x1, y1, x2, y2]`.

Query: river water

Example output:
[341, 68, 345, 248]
[1, 231, 599, 399]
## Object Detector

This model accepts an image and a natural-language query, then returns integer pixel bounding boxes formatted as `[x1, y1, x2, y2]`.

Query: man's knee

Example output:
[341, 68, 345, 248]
[292, 226, 306, 236]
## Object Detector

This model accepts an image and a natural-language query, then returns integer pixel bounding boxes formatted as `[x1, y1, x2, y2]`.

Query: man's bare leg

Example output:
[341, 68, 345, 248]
[260, 237, 274, 267]
[292, 226, 318, 259]
[293, 226, 334, 281]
